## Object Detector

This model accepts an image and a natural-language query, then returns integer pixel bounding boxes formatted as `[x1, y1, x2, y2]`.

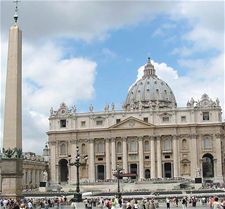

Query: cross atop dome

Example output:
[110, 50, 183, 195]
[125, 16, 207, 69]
[143, 57, 156, 78]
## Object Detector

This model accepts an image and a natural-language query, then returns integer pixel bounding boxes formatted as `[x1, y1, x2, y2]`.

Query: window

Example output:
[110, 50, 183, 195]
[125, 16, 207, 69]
[60, 119, 66, 128]
[116, 142, 122, 154]
[203, 112, 209, 121]
[97, 142, 105, 153]
[60, 143, 66, 155]
[203, 136, 212, 149]
[181, 116, 186, 122]
[143, 117, 148, 123]
[96, 120, 103, 126]
[81, 143, 86, 154]
[129, 141, 137, 153]
[117, 157, 122, 160]
[165, 155, 170, 159]
[162, 116, 169, 122]
[145, 156, 150, 160]
[98, 158, 103, 161]
[116, 119, 121, 124]
[81, 121, 86, 127]
[182, 139, 188, 149]
[163, 139, 171, 151]
[144, 140, 150, 152]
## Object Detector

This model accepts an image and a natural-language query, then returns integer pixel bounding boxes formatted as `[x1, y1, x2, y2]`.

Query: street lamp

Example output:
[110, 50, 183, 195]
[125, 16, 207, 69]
[113, 166, 124, 199]
[69, 146, 82, 202]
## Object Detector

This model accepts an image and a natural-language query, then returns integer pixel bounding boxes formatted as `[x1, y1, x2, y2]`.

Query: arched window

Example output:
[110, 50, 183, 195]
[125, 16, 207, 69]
[145, 169, 150, 179]
[81, 143, 86, 154]
[129, 141, 137, 152]
[183, 164, 188, 174]
[144, 140, 150, 152]
[117, 141, 122, 154]
[202, 153, 214, 177]
[203, 136, 212, 149]
[163, 139, 171, 151]
[60, 143, 66, 155]
[182, 139, 187, 149]
[97, 142, 105, 153]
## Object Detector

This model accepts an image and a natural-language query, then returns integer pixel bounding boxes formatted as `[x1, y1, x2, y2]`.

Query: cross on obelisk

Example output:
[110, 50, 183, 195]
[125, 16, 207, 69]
[1, 0, 23, 198]
[13, 0, 20, 23]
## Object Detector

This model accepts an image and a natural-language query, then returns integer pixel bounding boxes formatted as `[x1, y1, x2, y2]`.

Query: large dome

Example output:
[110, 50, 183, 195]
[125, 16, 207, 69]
[123, 58, 177, 110]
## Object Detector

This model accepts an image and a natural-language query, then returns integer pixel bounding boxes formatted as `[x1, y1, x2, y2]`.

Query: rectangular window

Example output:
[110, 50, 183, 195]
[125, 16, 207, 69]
[81, 121, 86, 127]
[60, 119, 66, 128]
[143, 117, 148, 123]
[165, 155, 170, 159]
[145, 156, 150, 160]
[117, 157, 122, 160]
[203, 112, 209, 121]
[96, 120, 103, 126]
[181, 116, 186, 122]
[116, 119, 121, 124]
[162, 116, 169, 122]
[98, 158, 103, 161]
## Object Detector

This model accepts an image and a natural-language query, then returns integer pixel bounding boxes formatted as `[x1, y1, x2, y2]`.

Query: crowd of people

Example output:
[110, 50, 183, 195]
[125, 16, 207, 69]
[0, 195, 225, 209]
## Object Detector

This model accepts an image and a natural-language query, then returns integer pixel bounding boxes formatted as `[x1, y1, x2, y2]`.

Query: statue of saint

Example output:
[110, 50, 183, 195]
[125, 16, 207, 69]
[89, 104, 93, 112]
[42, 170, 48, 182]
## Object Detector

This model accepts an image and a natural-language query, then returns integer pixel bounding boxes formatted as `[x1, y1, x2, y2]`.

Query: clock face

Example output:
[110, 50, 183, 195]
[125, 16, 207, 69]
[61, 109, 66, 114]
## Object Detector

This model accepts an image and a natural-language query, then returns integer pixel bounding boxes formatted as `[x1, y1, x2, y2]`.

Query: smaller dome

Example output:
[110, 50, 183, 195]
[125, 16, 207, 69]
[123, 58, 177, 110]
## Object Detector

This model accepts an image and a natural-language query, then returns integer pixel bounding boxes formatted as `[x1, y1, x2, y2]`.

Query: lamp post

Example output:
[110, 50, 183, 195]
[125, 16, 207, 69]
[113, 166, 123, 199]
[69, 146, 82, 202]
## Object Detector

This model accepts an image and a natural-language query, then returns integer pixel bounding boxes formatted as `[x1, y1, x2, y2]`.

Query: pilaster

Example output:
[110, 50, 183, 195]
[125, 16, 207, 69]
[138, 137, 144, 180]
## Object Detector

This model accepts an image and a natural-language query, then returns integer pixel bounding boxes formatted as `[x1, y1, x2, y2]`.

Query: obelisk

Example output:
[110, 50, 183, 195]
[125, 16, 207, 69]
[1, 0, 23, 198]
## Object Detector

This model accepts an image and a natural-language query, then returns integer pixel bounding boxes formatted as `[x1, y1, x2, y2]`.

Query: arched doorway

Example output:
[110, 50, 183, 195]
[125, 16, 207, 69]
[202, 153, 214, 178]
[97, 165, 105, 180]
[145, 169, 150, 179]
[164, 163, 172, 178]
[130, 164, 137, 179]
[59, 159, 68, 183]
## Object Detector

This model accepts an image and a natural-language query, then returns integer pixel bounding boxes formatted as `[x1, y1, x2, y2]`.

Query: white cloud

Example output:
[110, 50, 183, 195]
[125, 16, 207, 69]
[1, 40, 97, 154]
[170, 1, 224, 55]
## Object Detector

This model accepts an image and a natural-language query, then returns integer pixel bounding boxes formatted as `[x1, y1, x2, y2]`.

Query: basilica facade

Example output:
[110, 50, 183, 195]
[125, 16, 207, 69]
[47, 59, 225, 185]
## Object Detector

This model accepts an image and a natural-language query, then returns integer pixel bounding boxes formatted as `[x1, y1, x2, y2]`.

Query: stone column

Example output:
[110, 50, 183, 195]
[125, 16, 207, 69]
[215, 134, 223, 182]
[22, 169, 26, 187]
[156, 136, 162, 178]
[151, 137, 156, 178]
[190, 134, 198, 178]
[27, 170, 31, 187]
[88, 139, 95, 182]
[173, 135, 179, 178]
[32, 169, 36, 187]
[36, 170, 40, 187]
[50, 142, 57, 183]
[123, 137, 128, 173]
[138, 137, 144, 180]
[105, 138, 111, 179]
[111, 138, 116, 179]
[70, 140, 77, 184]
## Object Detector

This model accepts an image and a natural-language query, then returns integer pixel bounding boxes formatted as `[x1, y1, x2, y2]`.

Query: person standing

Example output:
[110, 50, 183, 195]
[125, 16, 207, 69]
[182, 197, 187, 209]
[166, 198, 170, 209]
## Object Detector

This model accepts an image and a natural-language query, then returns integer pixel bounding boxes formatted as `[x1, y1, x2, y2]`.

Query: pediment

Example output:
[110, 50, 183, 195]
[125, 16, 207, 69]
[109, 116, 154, 129]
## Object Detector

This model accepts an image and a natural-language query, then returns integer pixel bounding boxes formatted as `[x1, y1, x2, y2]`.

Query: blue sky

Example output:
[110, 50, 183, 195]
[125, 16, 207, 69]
[1, 1, 224, 154]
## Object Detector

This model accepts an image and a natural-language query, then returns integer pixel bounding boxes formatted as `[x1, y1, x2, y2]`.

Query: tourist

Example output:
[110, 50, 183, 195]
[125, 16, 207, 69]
[212, 197, 221, 209]
[166, 198, 170, 209]
[209, 196, 215, 209]
[181, 197, 187, 209]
